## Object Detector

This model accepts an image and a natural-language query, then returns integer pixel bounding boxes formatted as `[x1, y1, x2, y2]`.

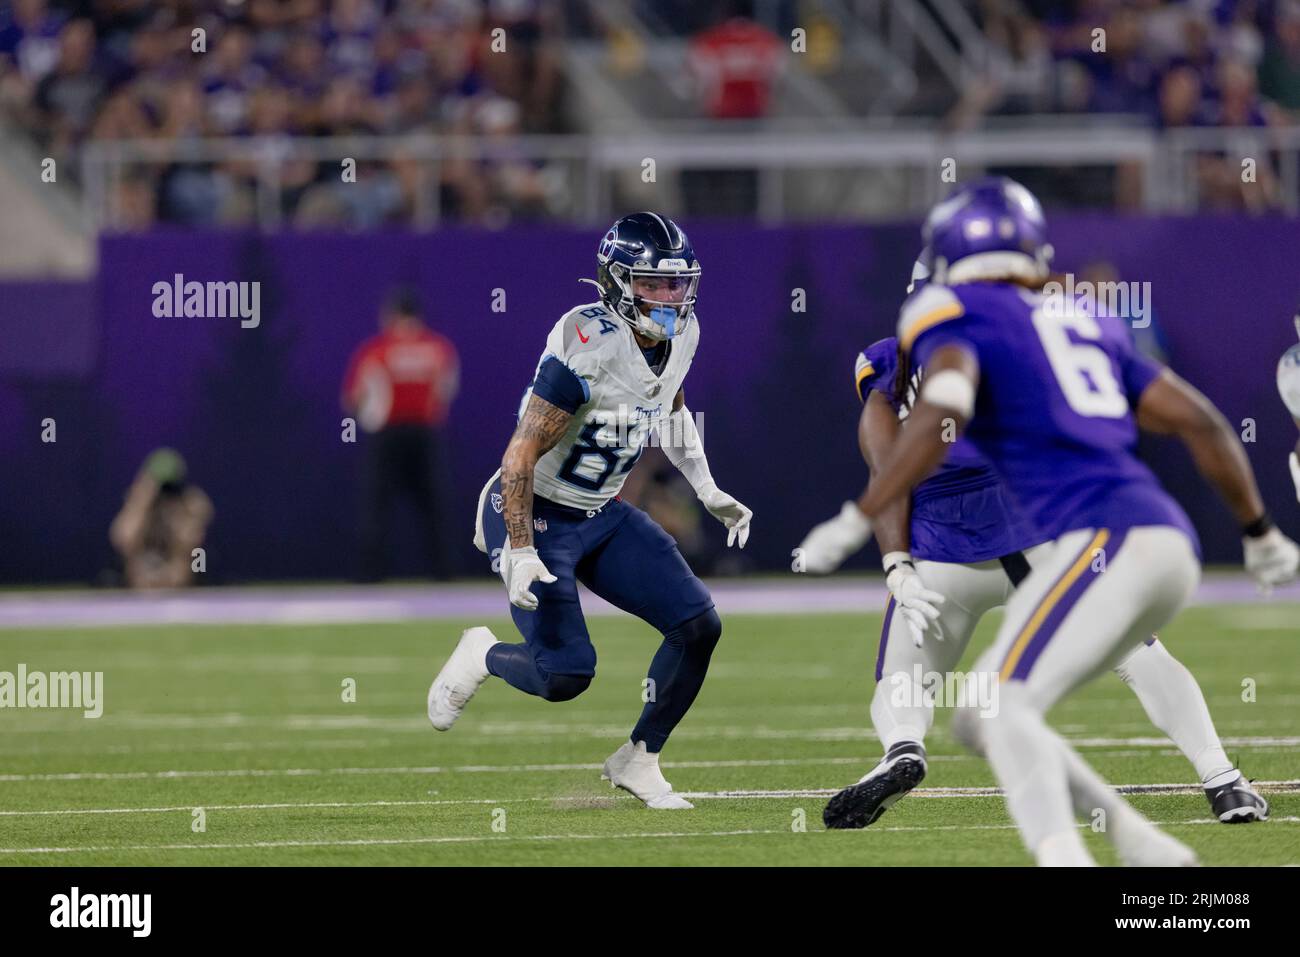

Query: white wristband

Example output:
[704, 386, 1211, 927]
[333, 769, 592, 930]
[921, 369, 975, 418]
[882, 550, 913, 574]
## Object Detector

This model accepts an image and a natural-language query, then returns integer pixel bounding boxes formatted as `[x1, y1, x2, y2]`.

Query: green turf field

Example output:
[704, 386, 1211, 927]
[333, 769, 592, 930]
[0, 604, 1297, 865]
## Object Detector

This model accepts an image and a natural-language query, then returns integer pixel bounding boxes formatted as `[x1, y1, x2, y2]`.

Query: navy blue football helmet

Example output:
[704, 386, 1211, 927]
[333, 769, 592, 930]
[587, 212, 700, 341]
[923, 176, 1052, 286]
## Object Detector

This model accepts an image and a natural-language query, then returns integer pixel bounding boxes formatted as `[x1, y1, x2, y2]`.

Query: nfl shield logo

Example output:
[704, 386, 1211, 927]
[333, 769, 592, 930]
[490, 493, 504, 513]
[533, 518, 548, 533]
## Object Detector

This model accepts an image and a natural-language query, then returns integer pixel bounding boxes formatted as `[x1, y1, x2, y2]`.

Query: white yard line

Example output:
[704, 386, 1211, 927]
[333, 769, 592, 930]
[3, 817, 1297, 856]
[2, 736, 1296, 783]
[0, 758, 866, 782]
[3, 782, 1296, 818]
[0, 829, 783, 855]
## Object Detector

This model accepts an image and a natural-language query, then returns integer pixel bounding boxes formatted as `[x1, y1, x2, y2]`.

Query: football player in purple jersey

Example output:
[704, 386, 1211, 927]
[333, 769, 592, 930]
[854, 177, 1298, 866]
[802, 306, 1269, 830]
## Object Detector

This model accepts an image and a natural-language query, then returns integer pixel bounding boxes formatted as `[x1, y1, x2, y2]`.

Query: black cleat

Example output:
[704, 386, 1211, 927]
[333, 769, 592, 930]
[823, 743, 927, 830]
[1206, 775, 1269, 823]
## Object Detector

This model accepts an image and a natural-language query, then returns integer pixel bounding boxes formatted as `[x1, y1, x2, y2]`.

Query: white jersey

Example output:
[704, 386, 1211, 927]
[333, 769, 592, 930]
[1278, 342, 1300, 419]
[523, 301, 699, 510]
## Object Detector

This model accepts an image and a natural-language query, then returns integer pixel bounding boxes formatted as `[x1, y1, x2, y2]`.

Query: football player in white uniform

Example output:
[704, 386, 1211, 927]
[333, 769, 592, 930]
[1278, 311, 1300, 502]
[426, 213, 752, 809]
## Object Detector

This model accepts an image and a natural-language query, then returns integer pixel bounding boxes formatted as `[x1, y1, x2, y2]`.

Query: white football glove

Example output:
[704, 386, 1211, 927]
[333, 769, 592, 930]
[501, 543, 556, 611]
[1290, 451, 1300, 504]
[698, 484, 753, 548]
[884, 552, 945, 647]
[1243, 526, 1300, 593]
[797, 501, 873, 574]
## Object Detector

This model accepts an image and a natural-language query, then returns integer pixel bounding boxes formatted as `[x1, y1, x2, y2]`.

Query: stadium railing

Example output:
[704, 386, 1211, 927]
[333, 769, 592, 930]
[77, 124, 1300, 231]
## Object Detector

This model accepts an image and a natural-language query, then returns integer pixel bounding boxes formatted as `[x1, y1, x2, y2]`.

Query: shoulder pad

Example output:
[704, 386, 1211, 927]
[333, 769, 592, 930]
[554, 302, 623, 359]
[854, 351, 875, 399]
[855, 337, 898, 401]
[898, 285, 964, 351]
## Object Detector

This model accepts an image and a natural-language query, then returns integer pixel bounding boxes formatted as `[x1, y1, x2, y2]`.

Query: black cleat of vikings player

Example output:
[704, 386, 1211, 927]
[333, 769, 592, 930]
[823, 742, 927, 830]
[1206, 775, 1270, 823]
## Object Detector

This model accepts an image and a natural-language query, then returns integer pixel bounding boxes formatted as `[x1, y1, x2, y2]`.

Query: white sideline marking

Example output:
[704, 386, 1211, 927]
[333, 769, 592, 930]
[3, 781, 1296, 818]
[3, 818, 1297, 856]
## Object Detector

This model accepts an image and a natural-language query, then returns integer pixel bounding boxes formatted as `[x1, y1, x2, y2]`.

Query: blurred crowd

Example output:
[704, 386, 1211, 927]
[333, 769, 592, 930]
[971, 0, 1300, 129]
[3, 0, 1299, 225]
[960, 1, 1300, 209]
[0, 0, 565, 227]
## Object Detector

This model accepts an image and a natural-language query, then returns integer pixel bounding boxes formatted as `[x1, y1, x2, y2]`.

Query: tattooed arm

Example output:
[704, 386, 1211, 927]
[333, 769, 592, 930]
[500, 393, 573, 548]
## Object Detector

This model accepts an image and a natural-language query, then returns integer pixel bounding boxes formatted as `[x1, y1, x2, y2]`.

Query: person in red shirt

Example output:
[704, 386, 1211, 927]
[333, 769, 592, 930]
[342, 287, 460, 581]
[682, 3, 783, 215]
[688, 5, 783, 121]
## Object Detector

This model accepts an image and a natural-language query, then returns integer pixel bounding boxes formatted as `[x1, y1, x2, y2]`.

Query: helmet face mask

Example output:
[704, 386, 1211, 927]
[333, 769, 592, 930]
[592, 213, 700, 342]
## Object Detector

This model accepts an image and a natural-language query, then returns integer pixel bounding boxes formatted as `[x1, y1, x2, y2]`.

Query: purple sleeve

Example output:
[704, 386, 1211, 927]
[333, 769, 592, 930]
[1119, 350, 1163, 406]
[855, 338, 899, 404]
[1101, 315, 1164, 406]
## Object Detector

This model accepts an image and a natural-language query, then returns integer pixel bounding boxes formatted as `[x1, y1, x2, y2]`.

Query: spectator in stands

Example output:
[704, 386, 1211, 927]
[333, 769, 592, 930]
[342, 287, 460, 581]
[201, 22, 263, 135]
[1195, 59, 1280, 210]
[687, 0, 782, 121]
[1157, 64, 1204, 127]
[110, 448, 214, 590]
[1205, 58, 1273, 128]
[0, 0, 67, 110]
[1253, 2, 1300, 115]
[683, 0, 782, 216]
[1072, 8, 1161, 116]
[33, 18, 106, 154]
[1259, 3, 1300, 116]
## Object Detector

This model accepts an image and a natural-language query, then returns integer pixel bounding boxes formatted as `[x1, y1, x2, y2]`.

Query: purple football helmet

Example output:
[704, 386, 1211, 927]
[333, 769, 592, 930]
[922, 176, 1053, 286]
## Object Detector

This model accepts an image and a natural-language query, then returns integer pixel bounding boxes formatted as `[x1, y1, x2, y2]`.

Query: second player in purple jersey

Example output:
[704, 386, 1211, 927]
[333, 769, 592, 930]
[855, 335, 1040, 563]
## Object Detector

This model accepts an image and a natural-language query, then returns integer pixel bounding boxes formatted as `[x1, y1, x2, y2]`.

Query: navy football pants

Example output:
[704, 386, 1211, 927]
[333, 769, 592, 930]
[477, 476, 719, 751]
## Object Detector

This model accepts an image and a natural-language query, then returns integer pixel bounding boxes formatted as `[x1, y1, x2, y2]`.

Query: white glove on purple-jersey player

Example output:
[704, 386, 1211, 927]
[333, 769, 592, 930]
[1243, 525, 1300, 593]
[797, 501, 874, 573]
[883, 551, 945, 647]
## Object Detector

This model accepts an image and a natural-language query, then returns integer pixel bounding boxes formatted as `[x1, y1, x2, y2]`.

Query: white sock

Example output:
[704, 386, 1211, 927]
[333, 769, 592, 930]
[1046, 724, 1166, 861]
[871, 672, 932, 753]
[1114, 639, 1234, 783]
[982, 698, 1079, 857]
